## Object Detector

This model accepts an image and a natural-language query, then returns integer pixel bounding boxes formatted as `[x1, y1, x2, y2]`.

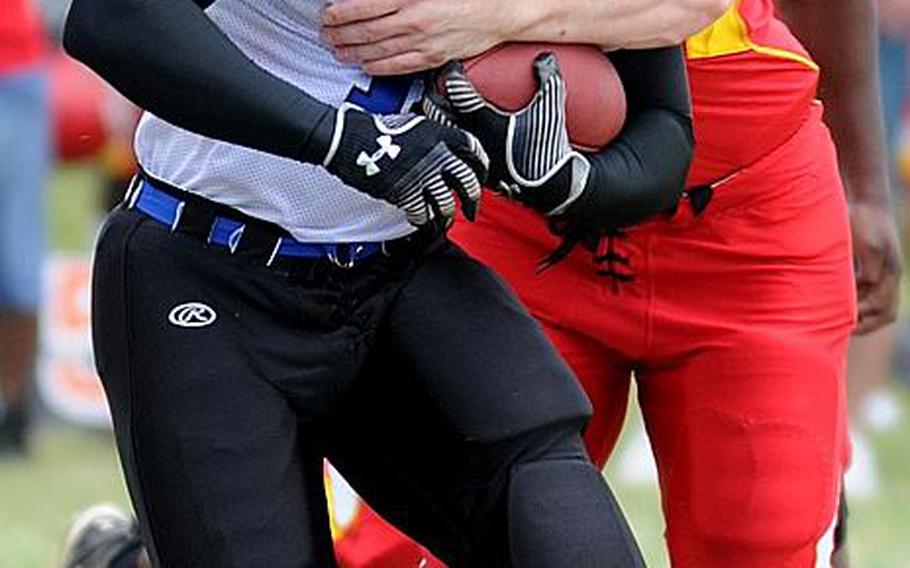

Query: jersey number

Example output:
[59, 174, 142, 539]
[345, 77, 414, 114]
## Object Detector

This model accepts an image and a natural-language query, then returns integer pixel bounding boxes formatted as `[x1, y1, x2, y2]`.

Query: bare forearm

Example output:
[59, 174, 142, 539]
[323, 0, 730, 74]
[515, 0, 730, 49]
[777, 0, 889, 203]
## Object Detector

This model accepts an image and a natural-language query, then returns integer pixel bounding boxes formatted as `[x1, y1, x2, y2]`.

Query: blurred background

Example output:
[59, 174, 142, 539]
[0, 1, 908, 566]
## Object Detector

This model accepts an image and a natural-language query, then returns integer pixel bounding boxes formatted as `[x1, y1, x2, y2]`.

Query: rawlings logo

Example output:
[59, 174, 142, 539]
[356, 135, 401, 177]
[168, 302, 217, 329]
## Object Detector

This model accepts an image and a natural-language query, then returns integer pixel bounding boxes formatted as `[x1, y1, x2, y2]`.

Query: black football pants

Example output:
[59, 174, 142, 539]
[92, 206, 642, 567]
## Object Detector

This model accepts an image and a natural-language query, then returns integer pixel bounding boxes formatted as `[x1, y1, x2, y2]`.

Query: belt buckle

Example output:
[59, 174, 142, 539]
[327, 244, 365, 270]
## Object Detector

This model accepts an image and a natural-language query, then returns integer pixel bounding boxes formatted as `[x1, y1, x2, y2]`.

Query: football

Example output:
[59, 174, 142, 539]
[455, 43, 627, 152]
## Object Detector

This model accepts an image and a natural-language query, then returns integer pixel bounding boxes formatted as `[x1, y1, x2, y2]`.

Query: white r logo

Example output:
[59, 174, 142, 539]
[168, 302, 217, 328]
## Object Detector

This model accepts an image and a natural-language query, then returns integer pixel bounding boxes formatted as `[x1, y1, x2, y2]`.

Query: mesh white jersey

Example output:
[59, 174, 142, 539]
[134, 0, 424, 243]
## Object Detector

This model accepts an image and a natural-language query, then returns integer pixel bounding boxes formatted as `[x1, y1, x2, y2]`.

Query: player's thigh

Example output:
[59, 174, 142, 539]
[639, 330, 849, 567]
[328, 263, 598, 565]
[92, 209, 336, 567]
[543, 323, 632, 468]
[384, 241, 592, 442]
[0, 68, 48, 310]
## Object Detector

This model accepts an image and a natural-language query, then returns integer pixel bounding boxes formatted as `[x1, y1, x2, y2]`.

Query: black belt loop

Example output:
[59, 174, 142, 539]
[177, 201, 220, 244]
[123, 175, 142, 207]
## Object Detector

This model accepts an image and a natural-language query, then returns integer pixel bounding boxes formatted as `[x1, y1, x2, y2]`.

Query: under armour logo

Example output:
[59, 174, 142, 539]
[168, 302, 217, 328]
[357, 135, 401, 177]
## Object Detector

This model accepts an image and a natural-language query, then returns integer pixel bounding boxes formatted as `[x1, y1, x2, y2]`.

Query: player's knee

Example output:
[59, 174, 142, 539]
[510, 421, 590, 467]
[507, 429, 643, 567]
[676, 408, 839, 559]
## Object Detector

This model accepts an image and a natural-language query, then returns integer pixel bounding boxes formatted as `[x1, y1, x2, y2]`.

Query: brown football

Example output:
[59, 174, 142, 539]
[455, 43, 627, 152]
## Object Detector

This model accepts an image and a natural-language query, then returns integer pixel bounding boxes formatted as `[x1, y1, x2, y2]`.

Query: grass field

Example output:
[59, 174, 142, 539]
[1, 165, 908, 567]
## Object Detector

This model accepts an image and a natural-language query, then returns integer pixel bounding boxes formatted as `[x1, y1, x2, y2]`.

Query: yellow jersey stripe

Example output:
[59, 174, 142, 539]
[685, 0, 819, 71]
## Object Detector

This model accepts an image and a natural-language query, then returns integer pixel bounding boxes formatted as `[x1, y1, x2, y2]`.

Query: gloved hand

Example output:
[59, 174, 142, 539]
[423, 54, 591, 217]
[323, 104, 489, 227]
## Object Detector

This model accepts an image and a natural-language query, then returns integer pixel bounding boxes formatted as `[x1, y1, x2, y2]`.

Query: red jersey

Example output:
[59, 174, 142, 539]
[0, 0, 46, 73]
[685, 0, 820, 186]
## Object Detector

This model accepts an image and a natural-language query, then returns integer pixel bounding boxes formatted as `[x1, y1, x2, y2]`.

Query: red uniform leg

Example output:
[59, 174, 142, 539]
[639, 335, 849, 567]
[635, 107, 855, 567]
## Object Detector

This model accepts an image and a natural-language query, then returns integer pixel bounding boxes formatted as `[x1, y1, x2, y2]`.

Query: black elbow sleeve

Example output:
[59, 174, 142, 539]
[563, 46, 694, 230]
[568, 110, 693, 229]
[610, 46, 692, 119]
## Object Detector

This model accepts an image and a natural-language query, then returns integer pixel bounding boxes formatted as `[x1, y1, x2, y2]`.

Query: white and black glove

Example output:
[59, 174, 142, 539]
[323, 104, 489, 227]
[423, 54, 591, 217]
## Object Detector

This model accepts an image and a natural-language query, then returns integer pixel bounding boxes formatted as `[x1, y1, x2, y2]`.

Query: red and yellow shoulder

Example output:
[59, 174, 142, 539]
[685, 0, 818, 71]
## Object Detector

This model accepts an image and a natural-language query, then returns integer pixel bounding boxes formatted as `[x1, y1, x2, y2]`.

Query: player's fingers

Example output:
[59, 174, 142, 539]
[516, 71, 571, 181]
[532, 52, 564, 89]
[423, 174, 457, 222]
[857, 270, 901, 312]
[445, 130, 489, 182]
[442, 162, 482, 221]
[855, 241, 901, 331]
[322, 0, 403, 28]
[855, 248, 886, 288]
[442, 62, 487, 115]
[525, 53, 567, 114]
[856, 276, 901, 335]
[856, 294, 898, 335]
[453, 160, 483, 203]
[422, 91, 458, 129]
[855, 308, 897, 335]
[333, 34, 415, 64]
[361, 51, 443, 76]
[322, 21, 402, 50]
[397, 187, 431, 227]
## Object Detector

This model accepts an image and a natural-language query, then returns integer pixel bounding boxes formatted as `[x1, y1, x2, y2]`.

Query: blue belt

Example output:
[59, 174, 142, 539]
[126, 178, 385, 268]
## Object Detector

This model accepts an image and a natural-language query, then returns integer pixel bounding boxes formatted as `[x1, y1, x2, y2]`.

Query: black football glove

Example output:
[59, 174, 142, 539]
[423, 54, 591, 217]
[323, 104, 489, 227]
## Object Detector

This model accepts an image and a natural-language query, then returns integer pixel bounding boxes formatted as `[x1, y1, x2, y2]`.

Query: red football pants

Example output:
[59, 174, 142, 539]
[334, 105, 855, 567]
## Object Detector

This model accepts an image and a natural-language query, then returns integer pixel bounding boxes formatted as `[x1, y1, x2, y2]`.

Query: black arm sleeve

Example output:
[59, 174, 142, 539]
[63, 0, 335, 165]
[565, 46, 694, 229]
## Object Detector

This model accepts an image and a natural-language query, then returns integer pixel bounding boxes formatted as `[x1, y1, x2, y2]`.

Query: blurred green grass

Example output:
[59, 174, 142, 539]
[0, 428, 130, 568]
[47, 163, 105, 252]
[1, 164, 907, 567]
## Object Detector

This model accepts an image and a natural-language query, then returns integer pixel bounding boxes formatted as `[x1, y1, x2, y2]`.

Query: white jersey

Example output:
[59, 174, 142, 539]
[134, 0, 423, 243]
